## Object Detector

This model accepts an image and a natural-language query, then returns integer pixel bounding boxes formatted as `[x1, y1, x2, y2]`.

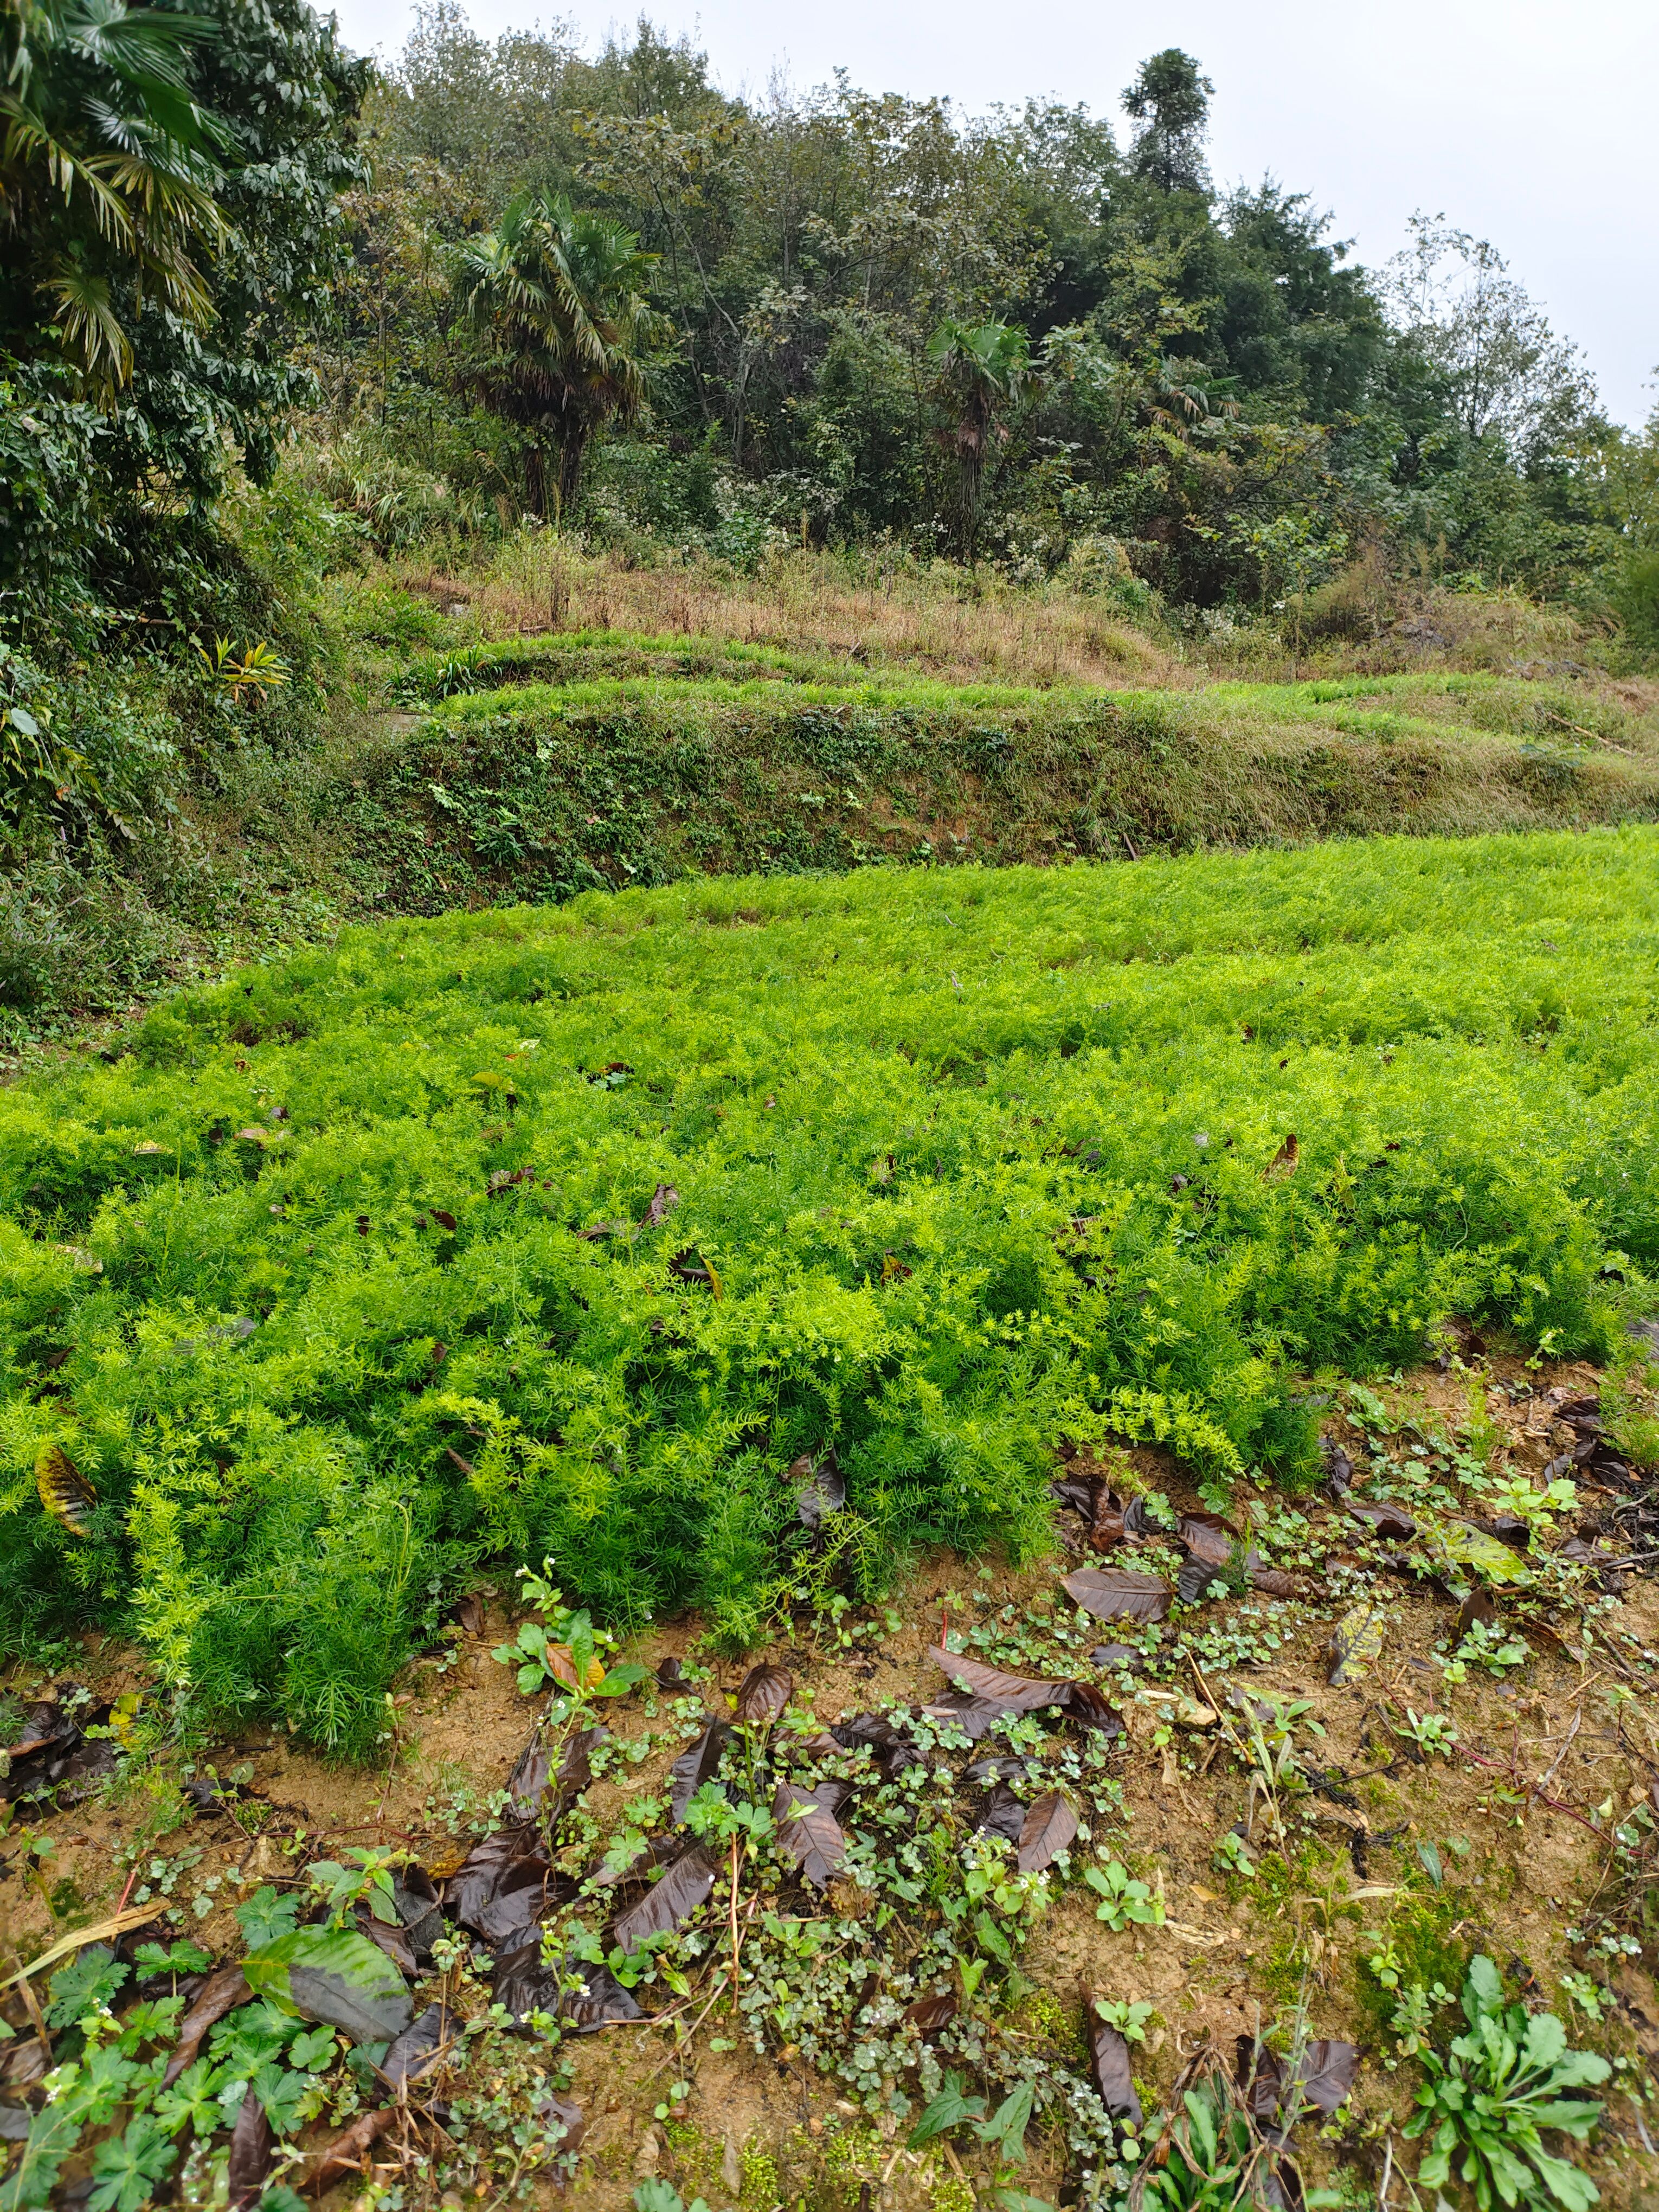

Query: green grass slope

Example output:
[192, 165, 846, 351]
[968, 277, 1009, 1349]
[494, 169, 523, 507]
[333, 639, 1659, 911]
[5, 832, 1658, 1750]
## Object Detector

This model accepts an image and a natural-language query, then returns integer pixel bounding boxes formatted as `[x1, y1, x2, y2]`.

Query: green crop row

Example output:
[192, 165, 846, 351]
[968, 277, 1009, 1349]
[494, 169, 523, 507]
[4, 831, 1657, 1752]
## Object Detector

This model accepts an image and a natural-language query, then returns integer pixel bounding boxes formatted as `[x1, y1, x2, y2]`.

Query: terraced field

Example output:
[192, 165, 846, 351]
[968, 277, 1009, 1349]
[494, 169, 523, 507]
[4, 578, 1658, 2212]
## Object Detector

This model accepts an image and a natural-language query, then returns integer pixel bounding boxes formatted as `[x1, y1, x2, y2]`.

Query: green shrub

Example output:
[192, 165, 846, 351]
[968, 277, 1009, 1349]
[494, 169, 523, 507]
[1, 832, 1655, 1750]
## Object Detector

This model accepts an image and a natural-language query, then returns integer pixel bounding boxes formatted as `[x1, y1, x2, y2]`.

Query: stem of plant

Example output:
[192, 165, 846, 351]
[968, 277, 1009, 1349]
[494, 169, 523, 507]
[729, 1834, 741, 1996]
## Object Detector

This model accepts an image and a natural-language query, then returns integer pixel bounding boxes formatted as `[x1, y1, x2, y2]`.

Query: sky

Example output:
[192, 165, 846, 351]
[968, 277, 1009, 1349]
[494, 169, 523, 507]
[329, 0, 1658, 429]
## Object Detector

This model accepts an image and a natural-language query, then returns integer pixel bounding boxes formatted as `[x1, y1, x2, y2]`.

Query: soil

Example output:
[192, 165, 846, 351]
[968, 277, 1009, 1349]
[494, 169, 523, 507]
[3, 1344, 1657, 2212]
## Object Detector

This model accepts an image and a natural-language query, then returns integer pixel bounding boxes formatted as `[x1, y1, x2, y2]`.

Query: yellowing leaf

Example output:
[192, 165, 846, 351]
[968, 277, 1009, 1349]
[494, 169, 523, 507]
[37, 1444, 96, 1536]
[703, 1255, 724, 1301]
[546, 1643, 606, 1691]
[133, 1140, 169, 1156]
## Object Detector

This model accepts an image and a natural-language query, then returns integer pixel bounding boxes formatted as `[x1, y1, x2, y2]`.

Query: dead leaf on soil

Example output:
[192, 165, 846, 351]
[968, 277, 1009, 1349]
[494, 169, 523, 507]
[1062, 1565, 1172, 1624]
[227, 2083, 274, 2209]
[1066, 1682, 1128, 1735]
[380, 2002, 458, 2088]
[1089, 2012, 1144, 2126]
[1017, 1790, 1078, 1873]
[773, 1780, 847, 1887]
[1345, 1501, 1417, 1540]
[612, 1846, 720, 1953]
[304, 2106, 395, 2196]
[36, 1444, 95, 1537]
[734, 1662, 793, 1727]
[668, 1720, 733, 1823]
[162, 1965, 248, 2087]
[1327, 1603, 1386, 1685]
[1454, 1586, 1500, 1640]
[928, 1645, 1071, 1712]
[903, 1991, 957, 2033]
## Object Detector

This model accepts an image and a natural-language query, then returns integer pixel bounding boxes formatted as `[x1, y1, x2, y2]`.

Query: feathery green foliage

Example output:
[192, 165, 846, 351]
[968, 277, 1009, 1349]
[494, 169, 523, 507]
[3, 831, 1656, 1751]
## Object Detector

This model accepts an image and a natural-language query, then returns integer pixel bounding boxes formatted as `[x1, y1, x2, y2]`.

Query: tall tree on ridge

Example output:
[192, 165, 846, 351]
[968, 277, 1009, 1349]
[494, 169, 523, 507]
[1123, 48, 1213, 195]
[459, 187, 664, 517]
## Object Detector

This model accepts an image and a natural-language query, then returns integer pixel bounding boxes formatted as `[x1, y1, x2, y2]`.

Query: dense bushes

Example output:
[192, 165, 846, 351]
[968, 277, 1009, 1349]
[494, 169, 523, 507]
[2, 832, 1655, 1750]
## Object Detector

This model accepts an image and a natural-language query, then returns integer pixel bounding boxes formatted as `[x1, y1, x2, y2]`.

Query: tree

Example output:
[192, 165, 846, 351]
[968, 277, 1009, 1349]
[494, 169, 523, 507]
[1383, 214, 1596, 460]
[928, 317, 1036, 556]
[459, 187, 664, 517]
[0, 0, 224, 397]
[1, 0, 367, 618]
[1122, 49, 1213, 195]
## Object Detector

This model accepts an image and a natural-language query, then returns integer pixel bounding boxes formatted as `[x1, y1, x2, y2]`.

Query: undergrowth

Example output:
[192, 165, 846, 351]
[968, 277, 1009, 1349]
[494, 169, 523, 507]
[2, 833, 1658, 1752]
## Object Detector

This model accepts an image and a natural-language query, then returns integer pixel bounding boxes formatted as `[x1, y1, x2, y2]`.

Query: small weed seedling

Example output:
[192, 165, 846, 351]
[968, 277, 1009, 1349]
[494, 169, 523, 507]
[1404, 1955, 1609, 2212]
[492, 1559, 646, 1715]
[1085, 1860, 1166, 1931]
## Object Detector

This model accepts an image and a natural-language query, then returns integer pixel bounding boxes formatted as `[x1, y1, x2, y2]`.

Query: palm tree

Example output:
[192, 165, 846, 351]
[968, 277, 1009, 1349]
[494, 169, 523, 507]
[458, 189, 664, 519]
[927, 317, 1035, 560]
[0, 0, 226, 398]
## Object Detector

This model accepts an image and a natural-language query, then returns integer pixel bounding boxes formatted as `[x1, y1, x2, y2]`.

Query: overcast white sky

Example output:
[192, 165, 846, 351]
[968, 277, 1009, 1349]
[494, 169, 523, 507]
[328, 0, 1658, 429]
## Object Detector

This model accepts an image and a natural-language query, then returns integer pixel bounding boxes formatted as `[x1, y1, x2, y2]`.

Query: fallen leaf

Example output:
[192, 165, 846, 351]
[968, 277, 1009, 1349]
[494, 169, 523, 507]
[734, 1662, 793, 1727]
[495, 1940, 644, 2031]
[36, 1445, 95, 1537]
[1345, 1501, 1417, 1541]
[429, 1208, 458, 1232]
[1089, 2015, 1144, 2126]
[1179, 1513, 1237, 1566]
[1247, 1559, 1299, 1599]
[0, 1904, 159, 1991]
[380, 2002, 458, 2088]
[1263, 1132, 1300, 1180]
[640, 1182, 680, 1229]
[1065, 1682, 1127, 1735]
[228, 2082, 275, 2208]
[162, 1964, 248, 2087]
[1469, 1513, 1531, 1553]
[1016, 1790, 1078, 1873]
[443, 1831, 553, 1940]
[773, 1781, 847, 1887]
[1454, 1587, 1499, 1641]
[1062, 1565, 1172, 1624]
[509, 1723, 609, 1822]
[1288, 2040, 1360, 2118]
[789, 1448, 846, 1533]
[831, 1712, 921, 1779]
[668, 1720, 732, 1823]
[928, 1647, 1071, 1712]
[612, 1846, 720, 1953]
[133, 1140, 169, 1156]
[1177, 1554, 1223, 1607]
[1327, 1604, 1386, 1686]
[1089, 1643, 1147, 1673]
[977, 1786, 1027, 1844]
[242, 1925, 414, 2043]
[450, 1592, 486, 1638]
[355, 1911, 415, 1976]
[961, 1753, 1040, 1787]
[902, 1991, 957, 2033]
[1433, 1519, 1534, 1585]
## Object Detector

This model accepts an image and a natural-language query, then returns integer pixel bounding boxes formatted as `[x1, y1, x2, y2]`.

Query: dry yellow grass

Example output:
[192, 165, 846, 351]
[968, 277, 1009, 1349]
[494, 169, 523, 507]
[396, 538, 1178, 688]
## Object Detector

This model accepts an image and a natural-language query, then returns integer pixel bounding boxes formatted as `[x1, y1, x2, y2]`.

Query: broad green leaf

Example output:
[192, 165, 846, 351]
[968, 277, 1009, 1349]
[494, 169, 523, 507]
[242, 1925, 413, 2043]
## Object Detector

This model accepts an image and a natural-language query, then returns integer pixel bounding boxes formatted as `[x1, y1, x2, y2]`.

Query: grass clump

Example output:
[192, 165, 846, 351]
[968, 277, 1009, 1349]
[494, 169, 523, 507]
[3, 833, 1658, 1751]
